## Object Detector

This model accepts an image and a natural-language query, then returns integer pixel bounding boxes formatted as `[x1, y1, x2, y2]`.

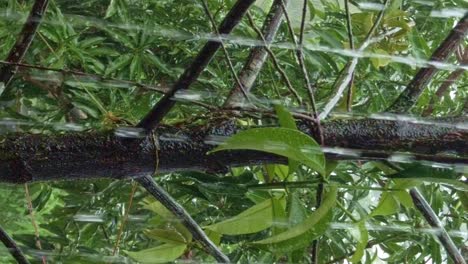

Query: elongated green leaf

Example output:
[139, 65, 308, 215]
[104, 54, 132, 76]
[210, 127, 325, 176]
[350, 221, 369, 262]
[388, 165, 467, 191]
[205, 198, 276, 235]
[274, 104, 297, 130]
[253, 186, 337, 245]
[145, 228, 189, 245]
[274, 104, 300, 175]
[125, 243, 186, 264]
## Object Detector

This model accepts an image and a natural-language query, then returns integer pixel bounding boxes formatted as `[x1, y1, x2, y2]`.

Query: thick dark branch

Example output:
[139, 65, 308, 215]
[224, 0, 288, 107]
[410, 188, 466, 264]
[388, 13, 468, 113]
[0, 224, 30, 264]
[0, 0, 49, 94]
[137, 0, 255, 130]
[0, 118, 466, 184]
[136, 176, 229, 263]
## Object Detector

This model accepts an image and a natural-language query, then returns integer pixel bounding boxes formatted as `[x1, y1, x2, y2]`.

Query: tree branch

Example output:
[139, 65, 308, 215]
[0, 118, 466, 184]
[409, 188, 466, 264]
[0, 0, 50, 95]
[224, 0, 291, 107]
[137, 0, 255, 130]
[0, 224, 30, 264]
[388, 13, 468, 113]
[137, 176, 230, 262]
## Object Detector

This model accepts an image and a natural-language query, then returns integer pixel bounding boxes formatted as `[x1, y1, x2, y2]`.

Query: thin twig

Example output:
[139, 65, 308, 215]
[0, 224, 30, 264]
[111, 182, 138, 257]
[137, 0, 255, 131]
[24, 184, 47, 264]
[136, 175, 230, 263]
[409, 188, 466, 264]
[200, 0, 251, 104]
[344, 0, 355, 112]
[388, 13, 468, 113]
[243, 11, 302, 104]
[319, 0, 390, 119]
[0, 0, 50, 95]
[311, 183, 324, 264]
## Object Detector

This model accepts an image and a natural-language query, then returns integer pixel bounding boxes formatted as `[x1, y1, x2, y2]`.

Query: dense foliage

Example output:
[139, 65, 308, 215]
[0, 0, 466, 263]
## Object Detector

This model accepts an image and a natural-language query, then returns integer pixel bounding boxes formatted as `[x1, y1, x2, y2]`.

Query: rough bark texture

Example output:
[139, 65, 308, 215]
[0, 0, 49, 94]
[1, 118, 466, 184]
[388, 13, 468, 113]
[224, 0, 288, 107]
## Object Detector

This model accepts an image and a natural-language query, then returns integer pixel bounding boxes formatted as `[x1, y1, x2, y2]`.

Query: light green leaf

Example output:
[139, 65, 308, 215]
[253, 186, 337, 245]
[205, 198, 276, 235]
[371, 192, 399, 217]
[209, 127, 325, 176]
[274, 104, 297, 130]
[145, 228, 190, 245]
[105, 0, 118, 18]
[350, 221, 369, 263]
[274, 104, 300, 175]
[125, 243, 186, 264]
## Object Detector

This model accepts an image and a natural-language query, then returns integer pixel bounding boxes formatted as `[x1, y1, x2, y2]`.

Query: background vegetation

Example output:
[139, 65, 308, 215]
[0, 0, 466, 263]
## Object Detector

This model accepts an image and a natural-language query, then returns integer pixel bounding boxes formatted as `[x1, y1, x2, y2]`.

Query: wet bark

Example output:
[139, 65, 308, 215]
[0, 118, 466, 184]
[0, 0, 50, 94]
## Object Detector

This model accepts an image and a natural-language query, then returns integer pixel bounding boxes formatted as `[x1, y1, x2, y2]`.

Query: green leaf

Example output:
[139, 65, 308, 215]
[142, 200, 192, 241]
[205, 198, 278, 235]
[125, 243, 186, 264]
[105, 0, 118, 18]
[350, 221, 369, 262]
[274, 104, 300, 175]
[209, 127, 325, 176]
[253, 186, 337, 245]
[274, 104, 297, 130]
[457, 191, 468, 211]
[271, 196, 287, 235]
[389, 165, 467, 191]
[104, 54, 132, 76]
[145, 228, 190, 244]
[371, 191, 399, 217]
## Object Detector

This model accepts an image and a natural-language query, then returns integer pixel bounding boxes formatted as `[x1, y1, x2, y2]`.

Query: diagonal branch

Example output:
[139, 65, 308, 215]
[137, 176, 230, 263]
[201, 0, 250, 104]
[223, 0, 294, 107]
[409, 188, 466, 264]
[0, 0, 50, 95]
[0, 224, 30, 264]
[422, 45, 467, 117]
[344, 0, 355, 112]
[137, 0, 255, 131]
[388, 13, 468, 113]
